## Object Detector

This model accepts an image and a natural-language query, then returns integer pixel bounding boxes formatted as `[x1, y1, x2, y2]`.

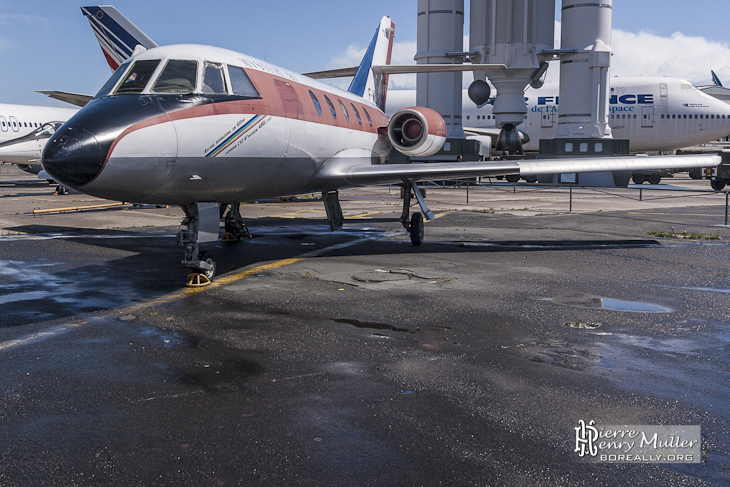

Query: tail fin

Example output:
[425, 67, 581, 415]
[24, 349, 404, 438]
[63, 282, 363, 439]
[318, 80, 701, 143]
[712, 70, 724, 87]
[348, 16, 395, 112]
[81, 6, 158, 72]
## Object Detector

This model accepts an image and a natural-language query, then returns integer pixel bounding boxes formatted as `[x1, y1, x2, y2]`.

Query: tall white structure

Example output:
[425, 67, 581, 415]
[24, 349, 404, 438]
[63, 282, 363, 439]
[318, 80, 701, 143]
[416, 0, 466, 139]
[469, 0, 555, 152]
[556, 0, 613, 140]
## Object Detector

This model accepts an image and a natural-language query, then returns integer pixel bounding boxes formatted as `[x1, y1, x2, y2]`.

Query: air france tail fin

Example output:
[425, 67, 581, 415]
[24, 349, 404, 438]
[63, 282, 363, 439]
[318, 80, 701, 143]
[81, 6, 158, 72]
[348, 16, 395, 111]
[712, 70, 724, 87]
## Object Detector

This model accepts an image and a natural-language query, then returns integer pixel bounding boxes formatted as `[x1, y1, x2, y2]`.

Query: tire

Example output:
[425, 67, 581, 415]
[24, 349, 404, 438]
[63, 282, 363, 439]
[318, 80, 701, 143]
[203, 258, 216, 280]
[648, 173, 661, 185]
[711, 180, 726, 191]
[409, 212, 424, 246]
[688, 168, 702, 179]
[524, 175, 538, 183]
[506, 175, 520, 183]
[632, 174, 645, 185]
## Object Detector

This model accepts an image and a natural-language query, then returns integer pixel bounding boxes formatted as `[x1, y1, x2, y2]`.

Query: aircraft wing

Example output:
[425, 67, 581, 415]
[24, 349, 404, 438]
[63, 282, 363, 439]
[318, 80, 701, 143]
[305, 64, 505, 80]
[37, 91, 94, 108]
[315, 153, 721, 187]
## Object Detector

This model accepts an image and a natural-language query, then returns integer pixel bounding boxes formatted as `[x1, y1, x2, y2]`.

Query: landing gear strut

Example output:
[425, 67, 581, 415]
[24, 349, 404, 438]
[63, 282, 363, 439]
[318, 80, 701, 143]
[400, 181, 433, 246]
[222, 202, 251, 241]
[322, 190, 344, 231]
[178, 202, 220, 286]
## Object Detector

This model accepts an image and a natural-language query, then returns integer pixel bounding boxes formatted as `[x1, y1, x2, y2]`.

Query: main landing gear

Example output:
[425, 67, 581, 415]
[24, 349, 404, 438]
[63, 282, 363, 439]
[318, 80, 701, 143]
[400, 181, 433, 246]
[222, 202, 252, 241]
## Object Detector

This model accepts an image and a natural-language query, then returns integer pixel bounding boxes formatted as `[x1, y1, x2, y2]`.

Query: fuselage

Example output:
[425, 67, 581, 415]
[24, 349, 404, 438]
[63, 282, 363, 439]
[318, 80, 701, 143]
[43, 44, 390, 205]
[387, 77, 730, 153]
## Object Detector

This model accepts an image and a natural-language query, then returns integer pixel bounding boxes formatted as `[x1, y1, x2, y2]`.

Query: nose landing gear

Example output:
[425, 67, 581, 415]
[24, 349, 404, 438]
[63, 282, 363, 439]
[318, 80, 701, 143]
[178, 202, 220, 286]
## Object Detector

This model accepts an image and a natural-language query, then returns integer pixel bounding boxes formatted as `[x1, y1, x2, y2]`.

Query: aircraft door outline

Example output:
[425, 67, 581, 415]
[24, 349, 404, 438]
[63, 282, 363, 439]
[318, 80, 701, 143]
[641, 106, 655, 128]
[0, 116, 6, 133]
[9, 116, 19, 132]
[541, 111, 555, 128]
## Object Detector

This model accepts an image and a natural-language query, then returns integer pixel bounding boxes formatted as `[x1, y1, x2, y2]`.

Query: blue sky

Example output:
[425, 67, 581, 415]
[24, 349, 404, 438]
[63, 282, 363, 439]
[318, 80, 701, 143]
[0, 1, 729, 106]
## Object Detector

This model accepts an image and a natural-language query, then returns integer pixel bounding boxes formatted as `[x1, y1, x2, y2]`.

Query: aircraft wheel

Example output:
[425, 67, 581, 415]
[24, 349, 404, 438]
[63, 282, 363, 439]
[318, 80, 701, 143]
[409, 212, 424, 246]
[648, 174, 661, 185]
[203, 258, 216, 280]
[632, 174, 645, 185]
[711, 180, 726, 191]
[224, 217, 241, 239]
[55, 185, 69, 195]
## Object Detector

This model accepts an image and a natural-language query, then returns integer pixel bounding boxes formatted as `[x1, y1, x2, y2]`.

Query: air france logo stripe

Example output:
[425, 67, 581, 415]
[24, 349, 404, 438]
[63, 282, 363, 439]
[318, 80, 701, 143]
[206, 115, 266, 158]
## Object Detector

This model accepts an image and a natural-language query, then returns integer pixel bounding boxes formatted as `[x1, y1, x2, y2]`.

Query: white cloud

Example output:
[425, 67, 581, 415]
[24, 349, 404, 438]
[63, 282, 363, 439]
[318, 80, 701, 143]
[610, 29, 730, 85]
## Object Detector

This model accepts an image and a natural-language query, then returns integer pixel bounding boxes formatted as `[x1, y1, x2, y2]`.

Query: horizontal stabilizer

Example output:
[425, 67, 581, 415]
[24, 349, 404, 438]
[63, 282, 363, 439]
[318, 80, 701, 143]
[306, 64, 506, 79]
[37, 91, 94, 108]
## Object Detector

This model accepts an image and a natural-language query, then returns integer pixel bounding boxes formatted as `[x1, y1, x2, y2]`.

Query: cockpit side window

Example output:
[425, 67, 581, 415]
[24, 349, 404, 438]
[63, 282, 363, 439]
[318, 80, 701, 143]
[95, 61, 131, 97]
[228, 66, 260, 98]
[152, 60, 198, 94]
[115, 60, 161, 95]
[203, 63, 227, 95]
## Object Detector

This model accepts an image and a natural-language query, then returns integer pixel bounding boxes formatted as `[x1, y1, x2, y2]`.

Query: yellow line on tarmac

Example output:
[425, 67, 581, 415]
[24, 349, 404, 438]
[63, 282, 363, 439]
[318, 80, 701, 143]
[185, 258, 302, 294]
[428, 211, 453, 221]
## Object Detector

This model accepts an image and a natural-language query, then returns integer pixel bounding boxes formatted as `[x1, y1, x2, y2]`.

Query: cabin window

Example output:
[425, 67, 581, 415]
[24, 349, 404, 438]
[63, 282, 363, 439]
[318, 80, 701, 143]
[228, 66, 260, 97]
[310, 91, 322, 116]
[115, 59, 161, 94]
[350, 103, 362, 124]
[338, 100, 350, 122]
[362, 107, 373, 126]
[152, 60, 198, 94]
[324, 95, 336, 119]
[466, 115, 471, 120]
[203, 63, 227, 94]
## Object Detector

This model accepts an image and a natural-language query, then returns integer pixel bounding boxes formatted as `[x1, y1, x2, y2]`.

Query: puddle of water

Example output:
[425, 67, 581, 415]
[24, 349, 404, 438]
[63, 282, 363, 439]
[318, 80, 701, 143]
[543, 294, 672, 313]
[601, 298, 672, 313]
[333, 318, 409, 333]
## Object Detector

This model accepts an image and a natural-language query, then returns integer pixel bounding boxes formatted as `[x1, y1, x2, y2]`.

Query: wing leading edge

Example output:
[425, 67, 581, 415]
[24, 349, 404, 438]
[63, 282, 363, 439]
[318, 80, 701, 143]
[312, 154, 722, 187]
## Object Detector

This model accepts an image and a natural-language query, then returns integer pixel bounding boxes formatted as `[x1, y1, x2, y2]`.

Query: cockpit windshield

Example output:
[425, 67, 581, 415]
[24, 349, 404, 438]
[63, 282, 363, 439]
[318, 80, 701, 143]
[34, 121, 64, 137]
[95, 61, 130, 98]
[152, 60, 198, 94]
[115, 59, 161, 95]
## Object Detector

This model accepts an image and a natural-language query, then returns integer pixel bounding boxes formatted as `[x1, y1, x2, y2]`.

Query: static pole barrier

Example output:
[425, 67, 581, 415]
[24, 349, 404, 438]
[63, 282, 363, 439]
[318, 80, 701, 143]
[570, 185, 573, 213]
[726, 192, 729, 226]
[466, 182, 470, 205]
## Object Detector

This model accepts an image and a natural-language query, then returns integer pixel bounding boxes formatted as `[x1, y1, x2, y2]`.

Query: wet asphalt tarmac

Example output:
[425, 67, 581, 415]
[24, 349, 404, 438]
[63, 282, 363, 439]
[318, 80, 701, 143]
[1, 166, 730, 486]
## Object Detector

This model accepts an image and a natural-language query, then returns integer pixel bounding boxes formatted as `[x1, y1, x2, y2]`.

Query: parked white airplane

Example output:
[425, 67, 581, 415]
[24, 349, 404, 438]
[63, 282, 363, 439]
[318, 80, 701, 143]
[0, 105, 78, 175]
[41, 16, 721, 283]
[387, 78, 730, 155]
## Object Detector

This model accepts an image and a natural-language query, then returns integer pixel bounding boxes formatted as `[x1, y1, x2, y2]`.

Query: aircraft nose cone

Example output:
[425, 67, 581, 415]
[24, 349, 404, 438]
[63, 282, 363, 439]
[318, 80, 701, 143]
[42, 126, 105, 188]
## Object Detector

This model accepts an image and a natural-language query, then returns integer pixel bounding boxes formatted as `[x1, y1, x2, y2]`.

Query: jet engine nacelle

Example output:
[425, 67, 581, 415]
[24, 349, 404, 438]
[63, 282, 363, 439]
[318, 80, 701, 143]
[388, 107, 447, 158]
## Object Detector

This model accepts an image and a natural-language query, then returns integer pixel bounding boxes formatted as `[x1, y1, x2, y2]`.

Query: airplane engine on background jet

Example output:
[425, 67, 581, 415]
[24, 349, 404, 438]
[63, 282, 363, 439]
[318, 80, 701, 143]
[388, 107, 447, 157]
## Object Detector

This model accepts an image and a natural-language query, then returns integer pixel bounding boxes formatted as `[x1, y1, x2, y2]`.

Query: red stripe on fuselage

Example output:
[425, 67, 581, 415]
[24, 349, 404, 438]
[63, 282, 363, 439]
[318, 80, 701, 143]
[104, 71, 390, 166]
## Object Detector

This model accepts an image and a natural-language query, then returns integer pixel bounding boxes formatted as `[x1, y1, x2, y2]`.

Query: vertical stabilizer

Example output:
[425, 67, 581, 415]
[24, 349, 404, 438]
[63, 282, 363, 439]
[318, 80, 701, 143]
[81, 6, 158, 71]
[712, 70, 724, 87]
[348, 16, 395, 111]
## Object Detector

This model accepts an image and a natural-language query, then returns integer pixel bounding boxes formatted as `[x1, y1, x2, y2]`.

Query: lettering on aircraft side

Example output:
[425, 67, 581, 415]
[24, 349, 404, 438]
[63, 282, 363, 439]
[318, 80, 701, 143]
[238, 57, 298, 82]
[533, 95, 655, 106]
